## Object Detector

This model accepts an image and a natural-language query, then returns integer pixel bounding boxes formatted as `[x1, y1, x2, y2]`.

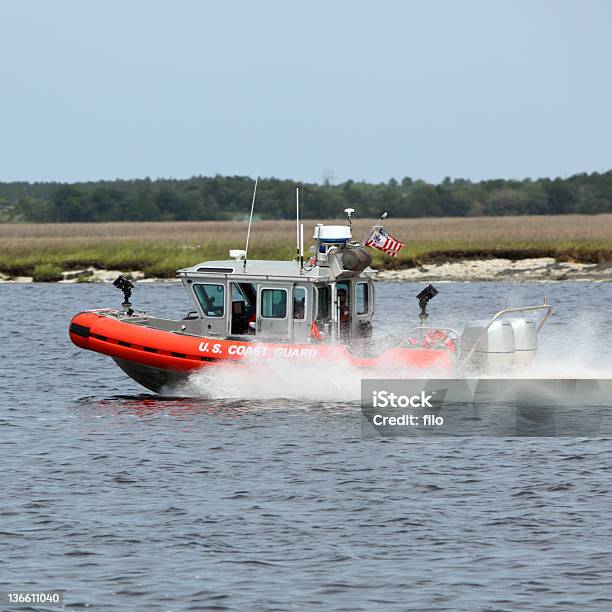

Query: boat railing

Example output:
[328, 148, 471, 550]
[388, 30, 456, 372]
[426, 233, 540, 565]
[403, 326, 461, 350]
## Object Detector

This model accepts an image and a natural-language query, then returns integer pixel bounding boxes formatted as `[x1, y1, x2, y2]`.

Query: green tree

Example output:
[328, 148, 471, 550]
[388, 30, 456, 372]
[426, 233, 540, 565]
[14, 197, 54, 222]
[404, 184, 444, 217]
[52, 185, 86, 221]
[0, 170, 611, 222]
[575, 185, 610, 213]
[484, 188, 530, 215]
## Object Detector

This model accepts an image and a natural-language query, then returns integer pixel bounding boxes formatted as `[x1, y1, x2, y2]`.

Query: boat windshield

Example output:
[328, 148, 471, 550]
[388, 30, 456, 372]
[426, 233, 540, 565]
[316, 286, 330, 320]
[193, 283, 225, 317]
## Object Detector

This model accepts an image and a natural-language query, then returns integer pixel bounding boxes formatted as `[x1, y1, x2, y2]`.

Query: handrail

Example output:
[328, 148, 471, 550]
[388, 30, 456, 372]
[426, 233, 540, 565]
[486, 297, 553, 333]
[402, 326, 460, 352]
[405, 326, 460, 339]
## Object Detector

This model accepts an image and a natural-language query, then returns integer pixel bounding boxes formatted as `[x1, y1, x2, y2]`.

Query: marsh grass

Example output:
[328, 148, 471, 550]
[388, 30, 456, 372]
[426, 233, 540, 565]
[31, 263, 63, 282]
[1, 215, 611, 278]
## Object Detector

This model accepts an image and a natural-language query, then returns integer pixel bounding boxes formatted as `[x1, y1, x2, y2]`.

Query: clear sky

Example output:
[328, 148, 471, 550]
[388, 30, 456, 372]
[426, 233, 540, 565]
[1, 0, 610, 184]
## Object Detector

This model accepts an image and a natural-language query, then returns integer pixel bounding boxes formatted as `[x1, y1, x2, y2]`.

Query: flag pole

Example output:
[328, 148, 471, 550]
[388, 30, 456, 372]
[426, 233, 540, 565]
[359, 211, 388, 246]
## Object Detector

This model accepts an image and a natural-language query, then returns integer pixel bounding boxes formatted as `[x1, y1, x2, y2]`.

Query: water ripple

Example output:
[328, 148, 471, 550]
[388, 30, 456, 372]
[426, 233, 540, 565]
[2, 282, 612, 610]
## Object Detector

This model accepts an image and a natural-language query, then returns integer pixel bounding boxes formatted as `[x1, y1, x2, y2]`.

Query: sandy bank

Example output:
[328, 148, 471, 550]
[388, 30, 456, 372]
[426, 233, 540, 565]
[0, 267, 177, 283]
[376, 257, 612, 282]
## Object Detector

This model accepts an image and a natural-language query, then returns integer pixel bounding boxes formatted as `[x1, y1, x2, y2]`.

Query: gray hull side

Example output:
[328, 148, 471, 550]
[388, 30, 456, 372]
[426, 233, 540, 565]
[112, 358, 189, 393]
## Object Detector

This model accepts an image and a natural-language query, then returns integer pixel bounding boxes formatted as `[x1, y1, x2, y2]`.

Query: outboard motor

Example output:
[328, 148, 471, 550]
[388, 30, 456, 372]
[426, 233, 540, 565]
[462, 320, 516, 372]
[509, 318, 537, 365]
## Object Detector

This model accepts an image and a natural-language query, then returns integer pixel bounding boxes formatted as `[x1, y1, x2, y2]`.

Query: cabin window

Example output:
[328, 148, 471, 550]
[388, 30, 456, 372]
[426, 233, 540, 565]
[231, 283, 253, 309]
[293, 287, 306, 320]
[337, 282, 350, 308]
[261, 288, 287, 319]
[193, 283, 225, 317]
[356, 282, 369, 315]
[316, 286, 330, 320]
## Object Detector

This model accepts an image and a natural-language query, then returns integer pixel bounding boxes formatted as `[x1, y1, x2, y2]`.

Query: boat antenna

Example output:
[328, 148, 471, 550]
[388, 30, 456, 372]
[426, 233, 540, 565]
[300, 222, 304, 270]
[243, 176, 259, 271]
[296, 187, 300, 262]
[344, 207, 354, 226]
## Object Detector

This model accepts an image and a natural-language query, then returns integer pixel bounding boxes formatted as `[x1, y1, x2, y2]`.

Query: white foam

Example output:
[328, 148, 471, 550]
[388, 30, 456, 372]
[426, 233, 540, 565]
[183, 356, 362, 401]
[181, 352, 454, 402]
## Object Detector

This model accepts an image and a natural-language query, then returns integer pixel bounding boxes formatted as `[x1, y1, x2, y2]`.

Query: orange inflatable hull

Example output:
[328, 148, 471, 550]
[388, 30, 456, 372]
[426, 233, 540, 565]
[69, 311, 453, 392]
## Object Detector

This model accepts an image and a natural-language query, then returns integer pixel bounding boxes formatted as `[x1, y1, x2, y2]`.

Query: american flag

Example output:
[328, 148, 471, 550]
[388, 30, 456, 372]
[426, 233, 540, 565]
[365, 228, 405, 257]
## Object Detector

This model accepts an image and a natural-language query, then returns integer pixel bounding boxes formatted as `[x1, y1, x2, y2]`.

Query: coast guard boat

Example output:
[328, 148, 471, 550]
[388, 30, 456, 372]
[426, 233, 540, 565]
[69, 208, 552, 393]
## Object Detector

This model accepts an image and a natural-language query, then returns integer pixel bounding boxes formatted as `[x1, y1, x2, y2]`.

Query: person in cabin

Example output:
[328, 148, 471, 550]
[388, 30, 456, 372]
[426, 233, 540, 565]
[293, 296, 305, 319]
[337, 288, 350, 332]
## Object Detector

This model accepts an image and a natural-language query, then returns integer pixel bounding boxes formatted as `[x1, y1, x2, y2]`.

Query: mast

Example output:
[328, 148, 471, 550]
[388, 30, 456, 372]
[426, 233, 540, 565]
[295, 187, 300, 262]
[300, 223, 304, 270]
[243, 176, 259, 271]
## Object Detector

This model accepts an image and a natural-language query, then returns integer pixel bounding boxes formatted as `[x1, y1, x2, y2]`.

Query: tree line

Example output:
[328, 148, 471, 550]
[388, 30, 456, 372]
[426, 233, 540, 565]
[1, 171, 611, 223]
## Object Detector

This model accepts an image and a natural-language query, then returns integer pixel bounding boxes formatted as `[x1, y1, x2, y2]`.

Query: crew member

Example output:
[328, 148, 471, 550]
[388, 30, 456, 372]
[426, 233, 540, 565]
[337, 288, 350, 334]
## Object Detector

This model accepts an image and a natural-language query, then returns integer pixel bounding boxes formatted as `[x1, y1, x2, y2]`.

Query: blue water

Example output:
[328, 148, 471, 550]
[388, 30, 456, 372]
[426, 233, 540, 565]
[2, 282, 612, 611]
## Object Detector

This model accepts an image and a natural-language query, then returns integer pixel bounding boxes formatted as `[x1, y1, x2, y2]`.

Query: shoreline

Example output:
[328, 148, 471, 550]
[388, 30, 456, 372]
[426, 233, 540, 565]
[2, 257, 612, 283]
[376, 257, 612, 282]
